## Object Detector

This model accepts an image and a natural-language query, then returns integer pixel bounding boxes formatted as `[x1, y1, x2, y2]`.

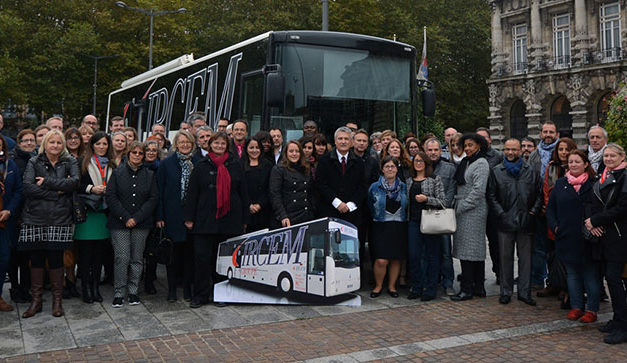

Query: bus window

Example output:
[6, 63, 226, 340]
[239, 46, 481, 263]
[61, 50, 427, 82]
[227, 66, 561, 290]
[241, 70, 264, 135]
[329, 235, 359, 268]
[308, 233, 325, 275]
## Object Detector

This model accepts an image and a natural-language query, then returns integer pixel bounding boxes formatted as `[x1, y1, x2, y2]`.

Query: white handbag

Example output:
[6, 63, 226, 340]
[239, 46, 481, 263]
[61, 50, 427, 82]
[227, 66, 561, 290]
[420, 200, 457, 235]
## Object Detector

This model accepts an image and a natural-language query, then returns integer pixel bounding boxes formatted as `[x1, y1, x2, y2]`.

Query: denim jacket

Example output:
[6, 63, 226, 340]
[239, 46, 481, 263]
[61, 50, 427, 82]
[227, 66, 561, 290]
[368, 178, 408, 222]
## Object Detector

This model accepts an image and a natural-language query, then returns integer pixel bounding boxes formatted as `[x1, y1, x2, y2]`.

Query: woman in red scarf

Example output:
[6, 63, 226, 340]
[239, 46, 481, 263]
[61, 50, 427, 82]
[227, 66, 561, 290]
[184, 132, 249, 308]
[546, 150, 598, 324]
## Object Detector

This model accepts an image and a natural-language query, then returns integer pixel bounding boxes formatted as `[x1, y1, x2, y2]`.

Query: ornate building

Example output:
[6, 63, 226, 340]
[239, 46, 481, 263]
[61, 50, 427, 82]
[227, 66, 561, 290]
[488, 0, 627, 146]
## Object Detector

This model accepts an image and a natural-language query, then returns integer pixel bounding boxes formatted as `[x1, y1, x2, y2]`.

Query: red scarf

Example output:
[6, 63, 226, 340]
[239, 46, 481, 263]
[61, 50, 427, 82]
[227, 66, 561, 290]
[600, 161, 627, 184]
[209, 152, 231, 218]
[565, 171, 589, 193]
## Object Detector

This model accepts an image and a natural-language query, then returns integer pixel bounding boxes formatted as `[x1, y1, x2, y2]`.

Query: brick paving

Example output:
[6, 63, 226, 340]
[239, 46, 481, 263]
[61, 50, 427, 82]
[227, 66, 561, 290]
[2, 294, 621, 362]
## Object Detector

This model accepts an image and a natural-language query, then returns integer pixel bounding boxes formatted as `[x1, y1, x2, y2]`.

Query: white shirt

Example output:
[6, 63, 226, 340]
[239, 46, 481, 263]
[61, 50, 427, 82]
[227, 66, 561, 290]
[331, 150, 357, 212]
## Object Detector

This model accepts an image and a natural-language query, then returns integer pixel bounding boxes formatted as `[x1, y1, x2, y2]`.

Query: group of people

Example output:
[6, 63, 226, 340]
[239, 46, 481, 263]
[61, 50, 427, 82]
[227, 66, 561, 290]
[0, 112, 625, 345]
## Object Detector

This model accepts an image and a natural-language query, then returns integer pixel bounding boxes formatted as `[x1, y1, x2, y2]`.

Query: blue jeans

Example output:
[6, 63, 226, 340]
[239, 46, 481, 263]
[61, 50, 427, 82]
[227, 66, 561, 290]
[532, 216, 548, 286]
[564, 261, 601, 312]
[440, 235, 454, 288]
[408, 220, 441, 297]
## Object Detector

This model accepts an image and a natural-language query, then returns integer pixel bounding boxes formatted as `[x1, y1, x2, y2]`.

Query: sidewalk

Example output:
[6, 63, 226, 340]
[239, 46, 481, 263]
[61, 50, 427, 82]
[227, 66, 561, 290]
[2, 261, 622, 361]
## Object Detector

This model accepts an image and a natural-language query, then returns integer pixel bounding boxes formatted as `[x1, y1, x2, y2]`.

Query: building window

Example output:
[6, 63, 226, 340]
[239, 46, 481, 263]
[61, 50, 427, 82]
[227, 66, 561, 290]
[553, 14, 571, 68]
[513, 24, 528, 74]
[510, 100, 527, 139]
[600, 2, 621, 61]
[551, 96, 573, 138]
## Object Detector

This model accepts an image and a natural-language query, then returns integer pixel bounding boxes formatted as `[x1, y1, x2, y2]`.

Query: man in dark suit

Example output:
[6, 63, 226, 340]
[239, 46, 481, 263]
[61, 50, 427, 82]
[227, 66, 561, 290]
[228, 119, 248, 164]
[315, 126, 366, 227]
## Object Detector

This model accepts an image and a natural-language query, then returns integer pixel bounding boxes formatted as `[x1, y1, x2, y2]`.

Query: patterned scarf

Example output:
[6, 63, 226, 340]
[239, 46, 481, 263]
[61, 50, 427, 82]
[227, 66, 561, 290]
[177, 151, 193, 201]
[209, 152, 231, 218]
[565, 171, 589, 193]
[538, 138, 559, 179]
[379, 176, 401, 202]
[588, 144, 606, 172]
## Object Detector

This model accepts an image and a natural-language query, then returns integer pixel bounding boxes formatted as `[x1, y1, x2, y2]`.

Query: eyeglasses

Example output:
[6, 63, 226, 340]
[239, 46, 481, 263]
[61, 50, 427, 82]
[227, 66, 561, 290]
[414, 159, 425, 164]
[20, 138, 36, 143]
[383, 165, 397, 170]
[130, 151, 144, 156]
[68, 136, 81, 141]
[146, 149, 158, 153]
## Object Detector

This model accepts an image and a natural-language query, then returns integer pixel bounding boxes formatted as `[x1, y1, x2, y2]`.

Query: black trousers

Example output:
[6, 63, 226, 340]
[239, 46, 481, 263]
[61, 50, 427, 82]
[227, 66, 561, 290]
[486, 217, 500, 278]
[30, 250, 63, 269]
[606, 261, 627, 330]
[9, 247, 31, 289]
[166, 240, 194, 289]
[460, 260, 485, 295]
[193, 234, 230, 302]
[77, 239, 107, 285]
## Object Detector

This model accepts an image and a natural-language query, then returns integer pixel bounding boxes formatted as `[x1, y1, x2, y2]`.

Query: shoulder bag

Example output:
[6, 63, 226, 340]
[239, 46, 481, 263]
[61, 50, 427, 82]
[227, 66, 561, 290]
[420, 200, 457, 235]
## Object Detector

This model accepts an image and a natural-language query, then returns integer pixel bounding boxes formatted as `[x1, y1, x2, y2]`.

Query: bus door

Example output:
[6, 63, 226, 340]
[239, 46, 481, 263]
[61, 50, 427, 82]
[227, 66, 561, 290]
[307, 233, 325, 296]
[240, 69, 264, 135]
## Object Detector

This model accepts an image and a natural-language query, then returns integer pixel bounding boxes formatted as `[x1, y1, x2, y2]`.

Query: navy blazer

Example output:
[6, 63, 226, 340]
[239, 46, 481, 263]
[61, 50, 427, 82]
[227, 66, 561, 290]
[546, 177, 596, 264]
[156, 154, 188, 242]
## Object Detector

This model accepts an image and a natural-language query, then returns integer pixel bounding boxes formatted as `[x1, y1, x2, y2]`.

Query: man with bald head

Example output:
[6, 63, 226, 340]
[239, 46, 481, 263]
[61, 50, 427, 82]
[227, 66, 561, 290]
[46, 117, 64, 132]
[442, 127, 457, 160]
[587, 126, 609, 174]
[81, 114, 99, 131]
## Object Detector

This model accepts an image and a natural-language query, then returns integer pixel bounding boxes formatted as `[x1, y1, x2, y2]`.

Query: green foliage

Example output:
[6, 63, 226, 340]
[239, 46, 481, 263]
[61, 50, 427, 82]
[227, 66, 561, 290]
[605, 88, 627, 147]
[0, 0, 491, 132]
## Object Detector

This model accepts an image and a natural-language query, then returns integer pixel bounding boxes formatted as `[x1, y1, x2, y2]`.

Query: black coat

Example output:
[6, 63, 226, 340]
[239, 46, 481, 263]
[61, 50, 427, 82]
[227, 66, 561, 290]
[269, 164, 314, 226]
[184, 153, 249, 235]
[488, 161, 542, 233]
[156, 154, 190, 242]
[9, 147, 34, 177]
[21, 153, 79, 226]
[229, 140, 248, 165]
[315, 149, 366, 226]
[105, 162, 158, 230]
[589, 169, 627, 263]
[358, 152, 380, 187]
[245, 159, 273, 231]
[485, 147, 504, 169]
[546, 177, 597, 265]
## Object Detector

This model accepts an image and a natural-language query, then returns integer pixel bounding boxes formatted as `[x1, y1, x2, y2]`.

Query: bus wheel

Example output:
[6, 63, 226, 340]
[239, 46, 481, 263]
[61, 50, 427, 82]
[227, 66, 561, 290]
[227, 268, 233, 280]
[278, 273, 293, 293]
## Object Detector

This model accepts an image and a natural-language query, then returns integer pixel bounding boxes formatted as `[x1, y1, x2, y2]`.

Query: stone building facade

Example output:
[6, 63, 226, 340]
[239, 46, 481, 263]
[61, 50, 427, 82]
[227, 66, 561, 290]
[488, 0, 627, 147]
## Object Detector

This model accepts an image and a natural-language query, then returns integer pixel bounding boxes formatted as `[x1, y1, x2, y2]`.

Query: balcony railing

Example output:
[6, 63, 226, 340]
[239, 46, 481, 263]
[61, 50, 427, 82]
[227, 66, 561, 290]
[553, 55, 571, 69]
[513, 62, 528, 74]
[601, 47, 622, 62]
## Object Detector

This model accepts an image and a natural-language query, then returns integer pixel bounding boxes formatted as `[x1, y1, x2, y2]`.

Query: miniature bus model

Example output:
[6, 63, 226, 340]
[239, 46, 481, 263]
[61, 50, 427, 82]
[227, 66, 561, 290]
[216, 218, 360, 297]
[107, 30, 420, 140]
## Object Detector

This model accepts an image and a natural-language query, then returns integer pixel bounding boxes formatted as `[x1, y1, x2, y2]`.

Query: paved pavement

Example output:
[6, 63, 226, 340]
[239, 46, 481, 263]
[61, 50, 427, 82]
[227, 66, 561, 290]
[0, 260, 623, 361]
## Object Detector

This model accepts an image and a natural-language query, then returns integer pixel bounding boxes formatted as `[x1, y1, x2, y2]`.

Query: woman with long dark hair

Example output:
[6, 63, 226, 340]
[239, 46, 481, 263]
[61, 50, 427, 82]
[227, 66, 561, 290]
[75, 131, 116, 304]
[184, 132, 249, 308]
[19, 130, 79, 318]
[64, 128, 85, 159]
[244, 138, 273, 232]
[269, 140, 314, 228]
[450, 133, 490, 301]
[253, 130, 274, 163]
[382, 139, 412, 181]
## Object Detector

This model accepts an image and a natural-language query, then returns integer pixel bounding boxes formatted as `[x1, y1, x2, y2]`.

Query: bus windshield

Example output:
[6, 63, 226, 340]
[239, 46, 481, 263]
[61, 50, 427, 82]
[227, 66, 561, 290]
[328, 234, 359, 268]
[274, 43, 413, 137]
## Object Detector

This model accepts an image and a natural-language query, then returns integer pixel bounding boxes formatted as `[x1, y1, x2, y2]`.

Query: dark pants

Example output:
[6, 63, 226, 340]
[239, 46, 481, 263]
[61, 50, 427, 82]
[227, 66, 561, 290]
[77, 239, 106, 287]
[407, 220, 441, 297]
[606, 261, 627, 330]
[193, 234, 229, 302]
[486, 217, 500, 279]
[9, 248, 31, 291]
[30, 250, 64, 269]
[498, 231, 533, 298]
[167, 240, 194, 289]
[460, 260, 485, 295]
[532, 216, 549, 286]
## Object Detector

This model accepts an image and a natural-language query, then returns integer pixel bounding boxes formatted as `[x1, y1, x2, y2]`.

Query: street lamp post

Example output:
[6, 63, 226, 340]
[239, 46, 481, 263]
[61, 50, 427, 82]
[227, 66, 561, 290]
[115, 1, 187, 70]
[80, 53, 120, 115]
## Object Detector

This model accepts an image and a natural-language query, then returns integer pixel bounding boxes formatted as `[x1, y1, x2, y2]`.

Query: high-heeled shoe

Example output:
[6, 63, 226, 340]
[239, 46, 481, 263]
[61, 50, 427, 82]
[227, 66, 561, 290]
[388, 290, 399, 298]
[370, 289, 382, 298]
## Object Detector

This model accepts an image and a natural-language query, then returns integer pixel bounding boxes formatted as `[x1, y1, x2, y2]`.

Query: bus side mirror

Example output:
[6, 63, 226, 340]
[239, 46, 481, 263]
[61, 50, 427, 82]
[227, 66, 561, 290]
[265, 65, 284, 108]
[421, 86, 436, 117]
[334, 230, 341, 244]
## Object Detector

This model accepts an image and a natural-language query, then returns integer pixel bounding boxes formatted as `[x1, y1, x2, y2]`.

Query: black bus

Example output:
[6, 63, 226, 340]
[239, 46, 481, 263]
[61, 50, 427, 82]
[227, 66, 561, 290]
[107, 30, 419, 139]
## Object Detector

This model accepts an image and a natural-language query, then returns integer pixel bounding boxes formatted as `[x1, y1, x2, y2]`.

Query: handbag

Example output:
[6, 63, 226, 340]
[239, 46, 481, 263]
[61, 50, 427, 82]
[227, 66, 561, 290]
[72, 191, 87, 224]
[420, 200, 456, 234]
[80, 193, 103, 211]
[146, 228, 174, 265]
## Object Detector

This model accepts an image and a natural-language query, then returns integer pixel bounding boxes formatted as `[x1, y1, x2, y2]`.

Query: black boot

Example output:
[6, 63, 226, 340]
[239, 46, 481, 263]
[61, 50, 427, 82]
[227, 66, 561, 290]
[82, 278, 93, 303]
[68, 278, 80, 298]
[92, 269, 103, 303]
[166, 266, 177, 302]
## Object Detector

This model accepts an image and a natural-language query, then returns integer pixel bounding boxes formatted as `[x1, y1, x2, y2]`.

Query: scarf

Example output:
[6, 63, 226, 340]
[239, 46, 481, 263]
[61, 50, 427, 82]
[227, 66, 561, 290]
[452, 152, 466, 165]
[565, 171, 589, 193]
[504, 158, 523, 178]
[600, 161, 627, 184]
[177, 152, 194, 201]
[95, 154, 109, 168]
[588, 144, 606, 172]
[454, 150, 486, 186]
[379, 176, 402, 202]
[538, 138, 559, 179]
[209, 152, 231, 218]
